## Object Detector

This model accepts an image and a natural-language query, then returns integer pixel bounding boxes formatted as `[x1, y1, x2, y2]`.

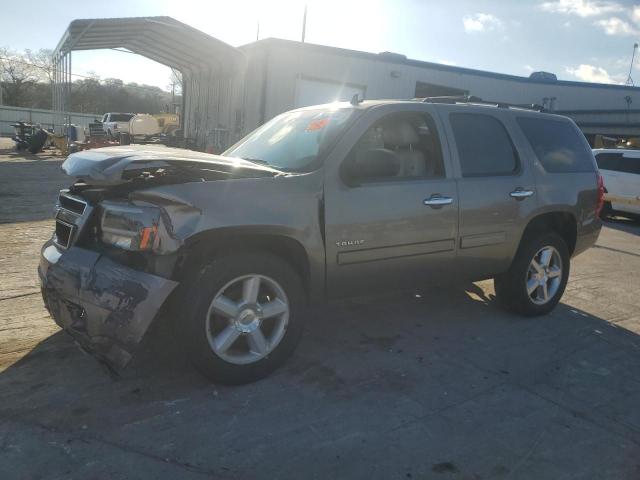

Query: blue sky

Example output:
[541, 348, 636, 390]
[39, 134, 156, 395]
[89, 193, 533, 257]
[2, 0, 640, 90]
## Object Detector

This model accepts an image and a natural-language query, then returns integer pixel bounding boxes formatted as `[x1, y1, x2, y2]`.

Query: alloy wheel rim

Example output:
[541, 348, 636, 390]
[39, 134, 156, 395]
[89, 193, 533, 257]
[526, 246, 562, 305]
[206, 274, 289, 365]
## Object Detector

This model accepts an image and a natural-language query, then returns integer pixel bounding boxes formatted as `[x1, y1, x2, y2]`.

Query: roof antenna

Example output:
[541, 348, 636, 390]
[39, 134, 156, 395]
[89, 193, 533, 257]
[350, 93, 361, 105]
[626, 43, 638, 86]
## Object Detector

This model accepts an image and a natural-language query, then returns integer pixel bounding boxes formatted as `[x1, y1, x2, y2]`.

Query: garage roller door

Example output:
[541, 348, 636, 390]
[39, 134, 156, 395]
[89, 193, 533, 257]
[295, 77, 366, 108]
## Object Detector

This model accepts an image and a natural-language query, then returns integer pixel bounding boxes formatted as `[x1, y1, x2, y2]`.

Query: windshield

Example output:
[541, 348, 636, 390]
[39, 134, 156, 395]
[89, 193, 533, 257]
[223, 107, 354, 172]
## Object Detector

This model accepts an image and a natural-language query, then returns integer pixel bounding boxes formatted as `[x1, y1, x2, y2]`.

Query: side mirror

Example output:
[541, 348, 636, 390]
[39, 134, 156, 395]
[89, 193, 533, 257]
[348, 148, 400, 183]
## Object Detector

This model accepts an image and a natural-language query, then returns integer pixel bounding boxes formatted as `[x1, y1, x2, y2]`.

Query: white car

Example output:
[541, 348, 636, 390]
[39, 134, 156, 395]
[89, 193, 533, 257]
[101, 112, 135, 139]
[593, 148, 640, 218]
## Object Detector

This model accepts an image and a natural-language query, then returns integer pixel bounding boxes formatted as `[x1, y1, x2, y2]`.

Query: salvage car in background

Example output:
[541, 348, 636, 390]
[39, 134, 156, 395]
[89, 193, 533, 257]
[102, 112, 161, 143]
[39, 99, 603, 384]
[593, 148, 640, 220]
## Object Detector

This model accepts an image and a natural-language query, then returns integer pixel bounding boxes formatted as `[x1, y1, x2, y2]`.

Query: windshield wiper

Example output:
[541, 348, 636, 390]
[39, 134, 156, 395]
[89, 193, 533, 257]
[237, 157, 293, 175]
[240, 157, 270, 166]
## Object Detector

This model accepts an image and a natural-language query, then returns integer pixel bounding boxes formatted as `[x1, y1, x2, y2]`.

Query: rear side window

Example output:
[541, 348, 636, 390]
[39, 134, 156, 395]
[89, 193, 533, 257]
[619, 156, 640, 175]
[517, 117, 595, 173]
[110, 114, 134, 122]
[450, 113, 518, 177]
[595, 152, 623, 171]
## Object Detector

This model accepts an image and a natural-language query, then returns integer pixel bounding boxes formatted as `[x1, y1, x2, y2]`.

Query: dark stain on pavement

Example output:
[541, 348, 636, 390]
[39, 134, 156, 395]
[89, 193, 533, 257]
[432, 462, 458, 474]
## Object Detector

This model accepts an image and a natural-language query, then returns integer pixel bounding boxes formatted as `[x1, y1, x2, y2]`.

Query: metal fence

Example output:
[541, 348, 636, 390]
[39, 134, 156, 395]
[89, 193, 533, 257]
[0, 105, 99, 136]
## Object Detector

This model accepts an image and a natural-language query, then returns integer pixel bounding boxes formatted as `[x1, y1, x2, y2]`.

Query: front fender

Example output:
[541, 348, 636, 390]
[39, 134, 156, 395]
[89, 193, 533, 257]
[129, 173, 327, 301]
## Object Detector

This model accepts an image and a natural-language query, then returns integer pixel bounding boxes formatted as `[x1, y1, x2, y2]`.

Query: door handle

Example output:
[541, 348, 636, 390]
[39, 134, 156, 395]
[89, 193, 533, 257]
[424, 195, 453, 207]
[510, 189, 535, 200]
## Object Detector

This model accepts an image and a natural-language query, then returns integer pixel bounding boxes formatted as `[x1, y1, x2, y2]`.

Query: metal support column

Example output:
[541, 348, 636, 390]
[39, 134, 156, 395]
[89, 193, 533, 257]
[52, 49, 71, 135]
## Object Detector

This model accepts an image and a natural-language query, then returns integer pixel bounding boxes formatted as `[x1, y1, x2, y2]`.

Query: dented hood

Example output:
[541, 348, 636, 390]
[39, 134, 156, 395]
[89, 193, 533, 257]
[62, 145, 281, 185]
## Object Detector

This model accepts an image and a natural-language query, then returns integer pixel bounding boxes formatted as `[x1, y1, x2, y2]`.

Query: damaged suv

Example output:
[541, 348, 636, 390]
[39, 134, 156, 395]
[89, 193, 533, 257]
[39, 99, 603, 384]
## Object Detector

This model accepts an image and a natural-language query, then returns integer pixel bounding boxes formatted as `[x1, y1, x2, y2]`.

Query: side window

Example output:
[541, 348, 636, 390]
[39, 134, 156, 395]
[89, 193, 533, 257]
[595, 152, 623, 171]
[517, 117, 595, 173]
[450, 113, 518, 177]
[102, 114, 109, 122]
[344, 112, 445, 183]
[619, 155, 640, 175]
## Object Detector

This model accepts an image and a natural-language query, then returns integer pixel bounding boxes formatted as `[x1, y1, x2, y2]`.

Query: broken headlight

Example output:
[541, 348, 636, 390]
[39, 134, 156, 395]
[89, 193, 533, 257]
[100, 202, 161, 251]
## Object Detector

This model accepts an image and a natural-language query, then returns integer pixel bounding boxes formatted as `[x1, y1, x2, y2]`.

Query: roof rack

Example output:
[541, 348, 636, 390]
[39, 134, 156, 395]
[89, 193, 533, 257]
[418, 95, 544, 111]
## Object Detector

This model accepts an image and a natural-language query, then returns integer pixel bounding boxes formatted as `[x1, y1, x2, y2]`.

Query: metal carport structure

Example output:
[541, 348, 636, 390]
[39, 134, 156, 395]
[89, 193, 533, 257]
[52, 17, 247, 149]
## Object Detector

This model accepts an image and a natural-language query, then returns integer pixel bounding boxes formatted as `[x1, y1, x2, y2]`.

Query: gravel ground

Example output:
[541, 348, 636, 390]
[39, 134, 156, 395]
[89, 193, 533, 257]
[0, 140, 639, 479]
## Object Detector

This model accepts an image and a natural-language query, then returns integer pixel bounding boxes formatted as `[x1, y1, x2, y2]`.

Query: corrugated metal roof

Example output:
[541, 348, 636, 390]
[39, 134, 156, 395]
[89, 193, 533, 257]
[54, 16, 245, 74]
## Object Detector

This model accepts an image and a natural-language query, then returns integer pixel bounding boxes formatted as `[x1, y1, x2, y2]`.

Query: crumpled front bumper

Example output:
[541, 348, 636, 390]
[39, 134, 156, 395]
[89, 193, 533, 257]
[38, 241, 178, 368]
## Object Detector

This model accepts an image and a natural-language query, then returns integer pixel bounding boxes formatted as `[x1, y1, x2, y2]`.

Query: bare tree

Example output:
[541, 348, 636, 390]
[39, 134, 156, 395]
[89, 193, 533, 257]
[25, 48, 54, 83]
[169, 68, 183, 95]
[0, 47, 42, 106]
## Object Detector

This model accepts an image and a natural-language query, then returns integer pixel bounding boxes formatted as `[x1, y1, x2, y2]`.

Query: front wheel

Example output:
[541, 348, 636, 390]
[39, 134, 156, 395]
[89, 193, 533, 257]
[494, 232, 570, 316]
[181, 252, 305, 384]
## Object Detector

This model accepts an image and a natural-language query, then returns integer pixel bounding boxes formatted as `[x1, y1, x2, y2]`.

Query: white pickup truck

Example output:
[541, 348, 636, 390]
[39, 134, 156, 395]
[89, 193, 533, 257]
[101, 112, 161, 142]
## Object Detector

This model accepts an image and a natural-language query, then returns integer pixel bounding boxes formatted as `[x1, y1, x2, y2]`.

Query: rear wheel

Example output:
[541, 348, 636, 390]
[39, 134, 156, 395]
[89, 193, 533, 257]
[494, 232, 569, 316]
[181, 252, 305, 384]
[119, 132, 131, 145]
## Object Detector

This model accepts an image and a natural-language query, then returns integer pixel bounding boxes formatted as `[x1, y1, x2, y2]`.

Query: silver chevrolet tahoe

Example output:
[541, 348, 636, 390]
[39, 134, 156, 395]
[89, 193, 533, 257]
[39, 98, 604, 384]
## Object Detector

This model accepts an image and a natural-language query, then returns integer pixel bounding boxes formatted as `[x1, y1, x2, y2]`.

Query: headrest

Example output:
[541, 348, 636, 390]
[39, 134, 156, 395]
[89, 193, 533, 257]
[382, 121, 419, 147]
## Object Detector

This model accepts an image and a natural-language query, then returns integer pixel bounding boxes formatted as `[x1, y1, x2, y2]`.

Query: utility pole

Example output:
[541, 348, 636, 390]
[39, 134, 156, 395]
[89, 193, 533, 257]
[301, 4, 307, 43]
[626, 43, 638, 86]
[256, 20, 260, 41]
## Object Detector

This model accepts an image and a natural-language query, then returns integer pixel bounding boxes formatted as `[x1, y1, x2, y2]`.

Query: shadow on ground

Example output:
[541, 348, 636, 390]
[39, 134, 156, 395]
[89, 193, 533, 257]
[0, 156, 67, 224]
[1, 284, 639, 479]
[602, 216, 640, 236]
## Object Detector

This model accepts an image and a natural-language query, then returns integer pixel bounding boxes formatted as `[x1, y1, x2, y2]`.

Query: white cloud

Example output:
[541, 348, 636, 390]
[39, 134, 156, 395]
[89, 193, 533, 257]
[462, 13, 503, 33]
[540, 0, 624, 17]
[595, 16, 639, 35]
[524, 64, 535, 73]
[566, 64, 617, 83]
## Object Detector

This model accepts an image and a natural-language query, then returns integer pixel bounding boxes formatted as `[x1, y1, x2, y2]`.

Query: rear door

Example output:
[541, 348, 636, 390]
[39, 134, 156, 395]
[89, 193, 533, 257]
[438, 106, 538, 279]
[323, 104, 459, 298]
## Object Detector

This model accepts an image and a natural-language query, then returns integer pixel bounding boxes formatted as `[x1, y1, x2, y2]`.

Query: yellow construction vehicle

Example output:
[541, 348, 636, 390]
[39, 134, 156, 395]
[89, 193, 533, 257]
[153, 113, 180, 135]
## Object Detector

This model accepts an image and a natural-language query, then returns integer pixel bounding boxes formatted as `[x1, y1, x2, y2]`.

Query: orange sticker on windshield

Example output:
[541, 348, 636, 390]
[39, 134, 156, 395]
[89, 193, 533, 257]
[305, 118, 329, 132]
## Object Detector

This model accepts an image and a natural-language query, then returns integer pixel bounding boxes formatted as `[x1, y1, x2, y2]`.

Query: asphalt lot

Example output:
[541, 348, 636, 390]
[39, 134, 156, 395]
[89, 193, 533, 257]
[0, 138, 639, 479]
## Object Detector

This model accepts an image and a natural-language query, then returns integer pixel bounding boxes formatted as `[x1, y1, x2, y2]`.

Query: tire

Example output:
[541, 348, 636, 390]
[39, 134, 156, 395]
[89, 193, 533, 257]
[27, 129, 48, 154]
[494, 232, 570, 317]
[180, 251, 305, 384]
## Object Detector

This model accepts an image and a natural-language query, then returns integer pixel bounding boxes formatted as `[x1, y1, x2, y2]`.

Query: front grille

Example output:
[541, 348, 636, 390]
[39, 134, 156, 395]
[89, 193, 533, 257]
[52, 191, 94, 249]
[54, 219, 75, 249]
[59, 194, 87, 215]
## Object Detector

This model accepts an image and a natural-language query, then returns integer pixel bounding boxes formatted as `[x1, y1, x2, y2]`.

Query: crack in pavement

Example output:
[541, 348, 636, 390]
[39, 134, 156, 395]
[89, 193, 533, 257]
[0, 416, 235, 479]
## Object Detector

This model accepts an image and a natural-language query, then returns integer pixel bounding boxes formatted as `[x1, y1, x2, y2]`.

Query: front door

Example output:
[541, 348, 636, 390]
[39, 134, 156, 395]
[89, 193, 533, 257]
[324, 105, 459, 298]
